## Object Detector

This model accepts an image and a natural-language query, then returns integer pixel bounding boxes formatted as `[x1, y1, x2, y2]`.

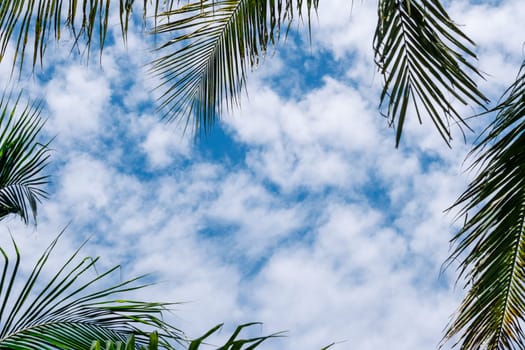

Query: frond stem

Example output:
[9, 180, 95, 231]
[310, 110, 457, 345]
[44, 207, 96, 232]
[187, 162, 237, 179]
[492, 191, 525, 348]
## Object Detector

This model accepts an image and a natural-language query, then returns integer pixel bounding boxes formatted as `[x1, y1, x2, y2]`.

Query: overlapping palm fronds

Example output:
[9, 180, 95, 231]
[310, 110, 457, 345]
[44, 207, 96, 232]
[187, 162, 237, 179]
[1, 0, 106, 73]
[151, 0, 318, 132]
[442, 60, 525, 349]
[92, 323, 333, 350]
[0, 0, 489, 144]
[90, 332, 160, 350]
[0, 232, 183, 349]
[0, 93, 50, 224]
[0, 0, 141, 73]
[93, 324, 283, 350]
[373, 0, 489, 146]
[186, 322, 282, 349]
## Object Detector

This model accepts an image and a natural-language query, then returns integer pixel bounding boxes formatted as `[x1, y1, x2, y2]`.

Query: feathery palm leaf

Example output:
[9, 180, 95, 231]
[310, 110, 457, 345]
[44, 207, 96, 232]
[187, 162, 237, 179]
[151, 0, 318, 132]
[90, 332, 158, 350]
[373, 0, 489, 146]
[187, 322, 282, 349]
[1, 0, 490, 145]
[93, 323, 288, 350]
[443, 60, 525, 349]
[0, 231, 183, 349]
[0, 93, 50, 225]
[0, 0, 137, 73]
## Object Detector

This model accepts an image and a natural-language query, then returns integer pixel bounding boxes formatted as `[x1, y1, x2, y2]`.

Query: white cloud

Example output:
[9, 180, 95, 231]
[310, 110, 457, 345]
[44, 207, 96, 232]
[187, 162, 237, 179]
[140, 118, 192, 168]
[205, 171, 304, 257]
[246, 203, 458, 350]
[45, 65, 110, 143]
[313, 0, 377, 61]
[225, 77, 382, 192]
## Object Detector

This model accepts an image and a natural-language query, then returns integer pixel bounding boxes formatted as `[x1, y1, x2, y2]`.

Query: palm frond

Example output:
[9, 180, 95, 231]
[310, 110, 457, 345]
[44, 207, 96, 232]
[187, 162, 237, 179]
[374, 0, 489, 147]
[91, 323, 284, 350]
[0, 92, 50, 225]
[150, 0, 318, 133]
[0, 0, 107, 73]
[0, 0, 180, 73]
[442, 60, 525, 349]
[90, 332, 158, 350]
[0, 231, 183, 349]
[188, 322, 283, 349]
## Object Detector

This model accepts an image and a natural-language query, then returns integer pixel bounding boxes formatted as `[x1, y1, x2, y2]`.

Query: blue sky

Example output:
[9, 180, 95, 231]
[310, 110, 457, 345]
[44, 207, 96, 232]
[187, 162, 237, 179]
[1, 0, 524, 349]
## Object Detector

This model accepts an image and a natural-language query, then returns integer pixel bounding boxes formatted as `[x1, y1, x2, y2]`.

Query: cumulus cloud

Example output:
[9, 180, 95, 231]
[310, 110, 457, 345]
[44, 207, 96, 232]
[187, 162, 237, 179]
[239, 201, 459, 350]
[140, 119, 192, 168]
[45, 65, 110, 143]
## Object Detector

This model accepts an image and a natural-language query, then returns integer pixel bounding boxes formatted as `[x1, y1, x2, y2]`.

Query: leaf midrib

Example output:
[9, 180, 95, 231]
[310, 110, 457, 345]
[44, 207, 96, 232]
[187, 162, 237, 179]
[492, 189, 525, 348]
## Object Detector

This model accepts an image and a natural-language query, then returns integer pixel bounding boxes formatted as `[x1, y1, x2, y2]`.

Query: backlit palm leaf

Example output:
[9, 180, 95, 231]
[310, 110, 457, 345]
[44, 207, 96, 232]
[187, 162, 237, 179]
[374, 0, 489, 146]
[90, 333, 159, 350]
[0, 0, 144, 73]
[187, 322, 282, 349]
[0, 232, 183, 349]
[0, 93, 50, 224]
[151, 0, 318, 132]
[443, 60, 525, 349]
[93, 324, 287, 349]
[1, 0, 489, 144]
[1, 0, 107, 73]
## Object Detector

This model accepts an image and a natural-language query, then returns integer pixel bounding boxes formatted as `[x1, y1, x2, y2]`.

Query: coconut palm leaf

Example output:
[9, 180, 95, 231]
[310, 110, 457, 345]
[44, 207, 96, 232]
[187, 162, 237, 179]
[0, 0, 317, 132]
[150, 0, 318, 132]
[0, 231, 183, 349]
[0, 93, 50, 225]
[93, 323, 289, 350]
[0, 0, 131, 74]
[1, 0, 490, 145]
[90, 333, 155, 350]
[373, 0, 489, 146]
[187, 322, 282, 349]
[442, 60, 525, 349]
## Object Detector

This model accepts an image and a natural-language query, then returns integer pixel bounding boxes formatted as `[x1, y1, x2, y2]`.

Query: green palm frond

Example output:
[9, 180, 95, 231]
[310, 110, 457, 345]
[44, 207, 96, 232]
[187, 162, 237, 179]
[374, 0, 489, 147]
[442, 60, 525, 349]
[90, 332, 158, 350]
[91, 323, 283, 349]
[0, 0, 172, 73]
[188, 322, 282, 349]
[1, 0, 491, 145]
[0, 231, 183, 349]
[150, 0, 318, 132]
[0, 93, 50, 225]
[1, 0, 106, 73]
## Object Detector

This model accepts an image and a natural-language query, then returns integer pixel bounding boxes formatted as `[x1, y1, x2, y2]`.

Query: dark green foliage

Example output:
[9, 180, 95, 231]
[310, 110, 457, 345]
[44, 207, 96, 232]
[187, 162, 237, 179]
[151, 0, 318, 132]
[0, 232, 183, 349]
[0, 93, 50, 224]
[374, 0, 488, 146]
[0, 0, 486, 144]
[91, 323, 282, 349]
[90, 333, 158, 350]
[187, 322, 281, 350]
[444, 60, 525, 349]
[0, 0, 131, 73]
